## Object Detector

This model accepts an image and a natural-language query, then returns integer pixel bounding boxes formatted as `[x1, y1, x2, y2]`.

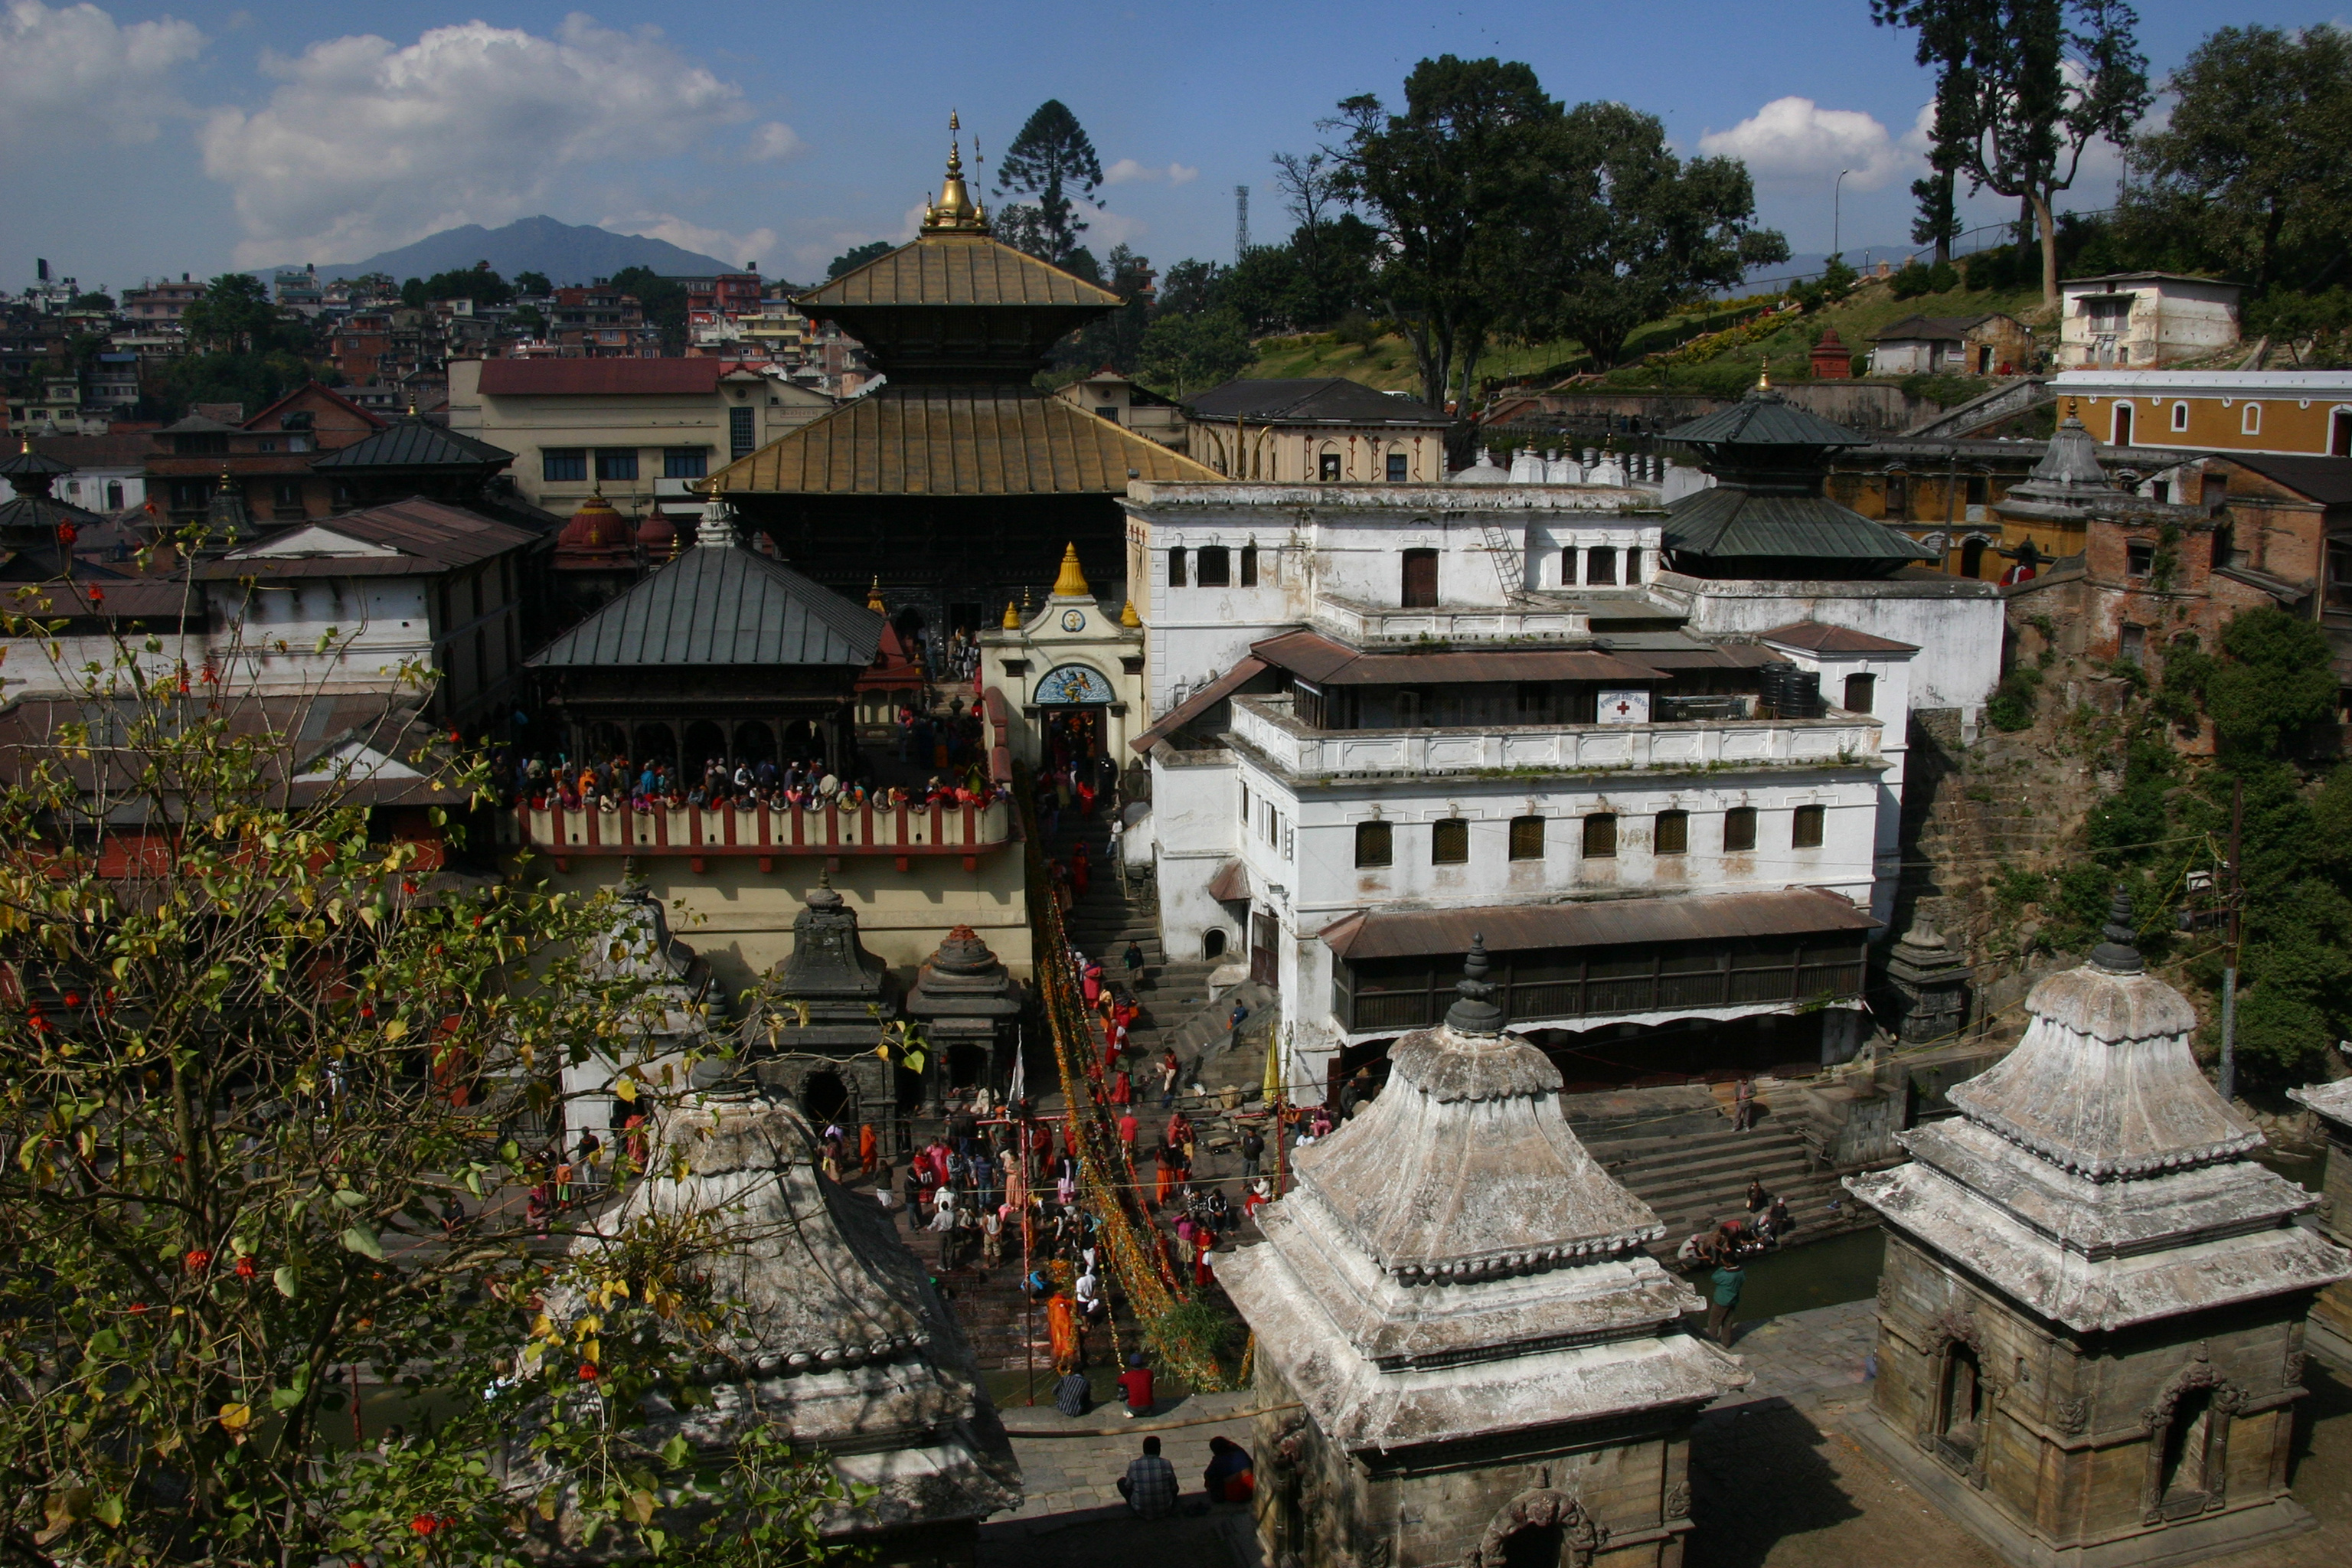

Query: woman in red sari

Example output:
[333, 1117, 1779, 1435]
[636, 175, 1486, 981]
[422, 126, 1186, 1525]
[1070, 840, 1091, 898]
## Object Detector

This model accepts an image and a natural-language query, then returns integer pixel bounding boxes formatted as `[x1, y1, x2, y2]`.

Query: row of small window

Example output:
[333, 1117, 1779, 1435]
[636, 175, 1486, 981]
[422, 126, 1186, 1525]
[1168, 544, 1263, 588]
[1354, 805, 1825, 867]
[542, 447, 709, 483]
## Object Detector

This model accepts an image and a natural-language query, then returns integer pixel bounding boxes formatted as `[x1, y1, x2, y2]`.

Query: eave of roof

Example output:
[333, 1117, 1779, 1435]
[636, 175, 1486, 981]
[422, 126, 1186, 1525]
[1130, 655, 1270, 753]
[1251, 629, 1656, 685]
[1759, 621, 1920, 655]
[795, 231, 1119, 310]
[707, 386, 1221, 497]
[1319, 887, 1877, 962]
[1663, 488, 1936, 563]
[309, 418, 514, 470]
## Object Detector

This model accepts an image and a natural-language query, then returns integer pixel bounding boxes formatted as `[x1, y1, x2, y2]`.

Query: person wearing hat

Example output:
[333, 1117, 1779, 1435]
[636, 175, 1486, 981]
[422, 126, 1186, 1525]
[1116, 1351, 1155, 1419]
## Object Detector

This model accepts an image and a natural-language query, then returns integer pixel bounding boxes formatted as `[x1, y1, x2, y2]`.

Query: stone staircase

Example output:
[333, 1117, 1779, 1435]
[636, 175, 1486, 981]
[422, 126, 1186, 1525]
[1563, 1085, 1870, 1254]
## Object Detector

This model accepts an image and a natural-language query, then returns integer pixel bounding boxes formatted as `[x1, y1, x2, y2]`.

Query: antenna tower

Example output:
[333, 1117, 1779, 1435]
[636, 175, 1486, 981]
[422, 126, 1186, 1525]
[1235, 185, 1250, 260]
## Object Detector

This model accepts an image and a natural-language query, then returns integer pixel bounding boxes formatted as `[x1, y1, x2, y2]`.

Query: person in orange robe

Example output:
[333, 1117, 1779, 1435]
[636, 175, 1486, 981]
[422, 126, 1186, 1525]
[1047, 1291, 1080, 1368]
[858, 1122, 877, 1176]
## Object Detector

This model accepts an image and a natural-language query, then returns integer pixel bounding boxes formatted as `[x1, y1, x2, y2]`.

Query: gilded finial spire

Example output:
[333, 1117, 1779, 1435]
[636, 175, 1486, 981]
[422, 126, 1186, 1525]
[921, 109, 989, 234]
[1002, 599, 1021, 629]
[866, 575, 886, 613]
[1757, 359, 1771, 391]
[1051, 542, 1090, 598]
[1119, 598, 1140, 628]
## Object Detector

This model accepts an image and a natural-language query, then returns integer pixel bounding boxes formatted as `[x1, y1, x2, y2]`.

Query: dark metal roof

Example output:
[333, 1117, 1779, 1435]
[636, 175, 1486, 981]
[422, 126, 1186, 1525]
[157, 414, 240, 435]
[528, 537, 880, 669]
[1759, 622, 1919, 655]
[1612, 643, 1782, 671]
[796, 232, 1119, 309]
[1869, 313, 2017, 343]
[310, 416, 514, 471]
[708, 385, 1220, 496]
[0, 447, 73, 479]
[2223, 453, 2352, 508]
[1663, 487, 1935, 563]
[195, 498, 538, 579]
[1318, 887, 1877, 962]
[1187, 377, 1449, 426]
[1129, 655, 1269, 753]
[1252, 629, 1655, 686]
[1666, 387, 1870, 449]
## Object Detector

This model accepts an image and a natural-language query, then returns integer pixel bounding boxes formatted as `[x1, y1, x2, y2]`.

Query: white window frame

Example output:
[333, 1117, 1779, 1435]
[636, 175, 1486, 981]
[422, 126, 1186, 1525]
[2242, 403, 2262, 436]
[2171, 401, 2189, 433]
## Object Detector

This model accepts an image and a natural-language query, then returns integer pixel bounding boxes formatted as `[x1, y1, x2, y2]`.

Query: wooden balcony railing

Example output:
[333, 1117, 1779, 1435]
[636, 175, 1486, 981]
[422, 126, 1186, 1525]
[500, 795, 1014, 872]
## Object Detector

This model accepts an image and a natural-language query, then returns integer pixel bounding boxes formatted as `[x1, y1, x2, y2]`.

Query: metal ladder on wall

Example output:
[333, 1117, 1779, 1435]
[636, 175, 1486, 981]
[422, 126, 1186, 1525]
[1477, 516, 1527, 603]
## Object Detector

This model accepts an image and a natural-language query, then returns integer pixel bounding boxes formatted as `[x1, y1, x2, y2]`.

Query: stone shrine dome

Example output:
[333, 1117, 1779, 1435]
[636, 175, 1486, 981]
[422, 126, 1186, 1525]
[1851, 894, 2349, 1333]
[1220, 941, 1744, 1452]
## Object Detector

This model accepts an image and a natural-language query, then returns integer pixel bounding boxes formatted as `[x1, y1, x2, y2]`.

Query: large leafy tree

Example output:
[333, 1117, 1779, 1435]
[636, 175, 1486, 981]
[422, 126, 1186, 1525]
[1873, 0, 2150, 306]
[1520, 101, 1788, 371]
[1326, 56, 1566, 421]
[1137, 308, 1254, 398]
[994, 100, 1104, 270]
[825, 241, 892, 279]
[0, 576, 845, 1563]
[606, 266, 688, 352]
[179, 275, 280, 356]
[2118, 25, 2352, 296]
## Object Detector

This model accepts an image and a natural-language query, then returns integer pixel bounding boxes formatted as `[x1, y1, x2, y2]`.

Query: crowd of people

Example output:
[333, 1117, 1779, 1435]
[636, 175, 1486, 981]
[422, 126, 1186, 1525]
[502, 748, 1008, 815]
[1672, 1174, 1802, 1345]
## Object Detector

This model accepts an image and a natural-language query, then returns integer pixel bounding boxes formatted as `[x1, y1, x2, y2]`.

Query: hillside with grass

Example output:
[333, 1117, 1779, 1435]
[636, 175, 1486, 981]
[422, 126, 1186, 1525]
[1240, 275, 2053, 407]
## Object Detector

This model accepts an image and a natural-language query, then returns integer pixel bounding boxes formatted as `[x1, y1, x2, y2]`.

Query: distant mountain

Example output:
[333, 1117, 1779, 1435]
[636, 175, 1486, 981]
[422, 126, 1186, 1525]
[262, 217, 740, 286]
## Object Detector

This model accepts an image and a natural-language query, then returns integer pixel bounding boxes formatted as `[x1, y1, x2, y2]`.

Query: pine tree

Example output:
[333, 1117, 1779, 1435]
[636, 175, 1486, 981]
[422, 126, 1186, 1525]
[995, 100, 1105, 267]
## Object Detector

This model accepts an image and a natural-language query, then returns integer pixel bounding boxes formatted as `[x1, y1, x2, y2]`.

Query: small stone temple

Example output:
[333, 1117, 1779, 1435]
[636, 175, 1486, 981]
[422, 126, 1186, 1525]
[537, 1080, 1020, 1565]
[1220, 942, 1746, 1568]
[729, 876, 908, 1142]
[903, 924, 1023, 1111]
[2286, 1075, 2352, 1369]
[1848, 896, 2350, 1568]
[1880, 917, 1971, 1045]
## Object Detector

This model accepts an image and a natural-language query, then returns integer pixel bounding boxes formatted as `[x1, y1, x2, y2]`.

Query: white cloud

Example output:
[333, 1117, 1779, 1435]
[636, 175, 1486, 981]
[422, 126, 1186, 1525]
[600, 211, 779, 271]
[0, 2, 204, 145]
[1104, 158, 1199, 186]
[199, 16, 753, 265]
[1698, 96, 1910, 191]
[1070, 200, 1147, 250]
[745, 121, 805, 163]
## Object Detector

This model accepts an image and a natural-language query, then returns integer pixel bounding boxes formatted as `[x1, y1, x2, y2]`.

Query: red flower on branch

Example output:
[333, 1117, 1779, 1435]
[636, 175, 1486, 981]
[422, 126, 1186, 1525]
[185, 1249, 212, 1272]
[577, 1363, 599, 1381]
[410, 1514, 439, 1537]
[234, 1256, 256, 1279]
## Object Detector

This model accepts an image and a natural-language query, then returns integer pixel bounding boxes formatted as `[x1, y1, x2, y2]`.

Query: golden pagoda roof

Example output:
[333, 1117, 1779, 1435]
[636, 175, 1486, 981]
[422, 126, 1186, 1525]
[707, 386, 1220, 498]
[796, 232, 1119, 311]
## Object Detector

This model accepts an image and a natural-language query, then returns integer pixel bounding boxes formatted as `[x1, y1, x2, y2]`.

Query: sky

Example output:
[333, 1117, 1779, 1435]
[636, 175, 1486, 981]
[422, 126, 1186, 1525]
[5, 0, 2337, 293]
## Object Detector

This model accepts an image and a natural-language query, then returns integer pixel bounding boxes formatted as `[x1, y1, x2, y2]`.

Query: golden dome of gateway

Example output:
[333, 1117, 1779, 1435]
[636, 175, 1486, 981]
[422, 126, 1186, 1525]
[1050, 541, 1090, 599]
[921, 111, 990, 235]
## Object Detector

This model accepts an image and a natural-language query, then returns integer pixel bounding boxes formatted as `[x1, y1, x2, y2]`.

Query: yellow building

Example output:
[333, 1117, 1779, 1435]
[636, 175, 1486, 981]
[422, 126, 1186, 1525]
[1185, 377, 1451, 482]
[2053, 370, 2352, 456]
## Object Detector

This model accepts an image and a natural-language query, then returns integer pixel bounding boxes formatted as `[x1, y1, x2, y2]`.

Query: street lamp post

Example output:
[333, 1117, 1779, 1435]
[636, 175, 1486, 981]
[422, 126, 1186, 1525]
[1834, 168, 1851, 260]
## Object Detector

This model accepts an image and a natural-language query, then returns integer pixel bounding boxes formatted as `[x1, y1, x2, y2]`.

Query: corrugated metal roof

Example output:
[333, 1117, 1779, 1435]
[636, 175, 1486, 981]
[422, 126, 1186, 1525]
[1869, 313, 2013, 343]
[1760, 621, 1920, 655]
[1663, 487, 1934, 563]
[707, 386, 1220, 497]
[1253, 629, 1657, 686]
[1129, 655, 1269, 753]
[1319, 887, 1877, 961]
[478, 359, 725, 397]
[528, 538, 879, 668]
[198, 498, 537, 579]
[310, 417, 513, 470]
[1667, 389, 1869, 449]
[2223, 453, 2352, 508]
[1187, 377, 1449, 426]
[796, 232, 1119, 309]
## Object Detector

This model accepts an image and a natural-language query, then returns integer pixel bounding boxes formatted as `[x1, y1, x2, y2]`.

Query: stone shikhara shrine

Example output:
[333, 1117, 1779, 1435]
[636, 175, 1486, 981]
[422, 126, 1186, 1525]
[1220, 942, 1745, 1568]
[2286, 1073, 2352, 1370]
[1848, 895, 2350, 1568]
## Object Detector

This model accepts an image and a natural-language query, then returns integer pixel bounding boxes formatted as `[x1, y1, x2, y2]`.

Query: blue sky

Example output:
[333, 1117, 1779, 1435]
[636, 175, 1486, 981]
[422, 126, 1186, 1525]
[5, 0, 2333, 292]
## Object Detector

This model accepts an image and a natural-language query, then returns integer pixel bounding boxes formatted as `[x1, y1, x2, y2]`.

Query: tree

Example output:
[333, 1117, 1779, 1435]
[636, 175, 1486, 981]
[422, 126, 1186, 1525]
[348, 273, 400, 305]
[1327, 56, 1566, 419]
[1520, 100, 1788, 368]
[67, 292, 114, 314]
[606, 266, 688, 353]
[2207, 606, 2337, 754]
[0, 570, 848, 1563]
[1137, 308, 1254, 398]
[1156, 258, 1221, 317]
[994, 100, 1104, 269]
[417, 261, 513, 308]
[513, 270, 553, 297]
[180, 274, 279, 355]
[1873, 0, 2151, 306]
[1057, 244, 1157, 375]
[825, 241, 892, 279]
[1912, 168, 1962, 265]
[2120, 25, 2352, 296]
[399, 277, 429, 309]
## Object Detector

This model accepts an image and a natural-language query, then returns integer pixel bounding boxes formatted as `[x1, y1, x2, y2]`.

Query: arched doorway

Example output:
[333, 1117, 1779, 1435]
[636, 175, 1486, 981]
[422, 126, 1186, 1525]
[632, 724, 675, 765]
[1202, 929, 1228, 960]
[682, 720, 727, 772]
[1037, 663, 1115, 767]
[1960, 536, 1989, 579]
[799, 1069, 851, 1125]
[2112, 402, 2134, 446]
[733, 720, 776, 765]
[1499, 1523, 1564, 1568]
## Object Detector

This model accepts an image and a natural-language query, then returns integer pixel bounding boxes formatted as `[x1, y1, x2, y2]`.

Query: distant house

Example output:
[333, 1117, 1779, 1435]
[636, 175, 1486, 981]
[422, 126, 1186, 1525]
[446, 358, 833, 512]
[2054, 368, 2352, 455]
[2058, 273, 2242, 368]
[1185, 377, 1450, 483]
[1052, 368, 1187, 452]
[145, 382, 387, 528]
[1866, 313, 2034, 377]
